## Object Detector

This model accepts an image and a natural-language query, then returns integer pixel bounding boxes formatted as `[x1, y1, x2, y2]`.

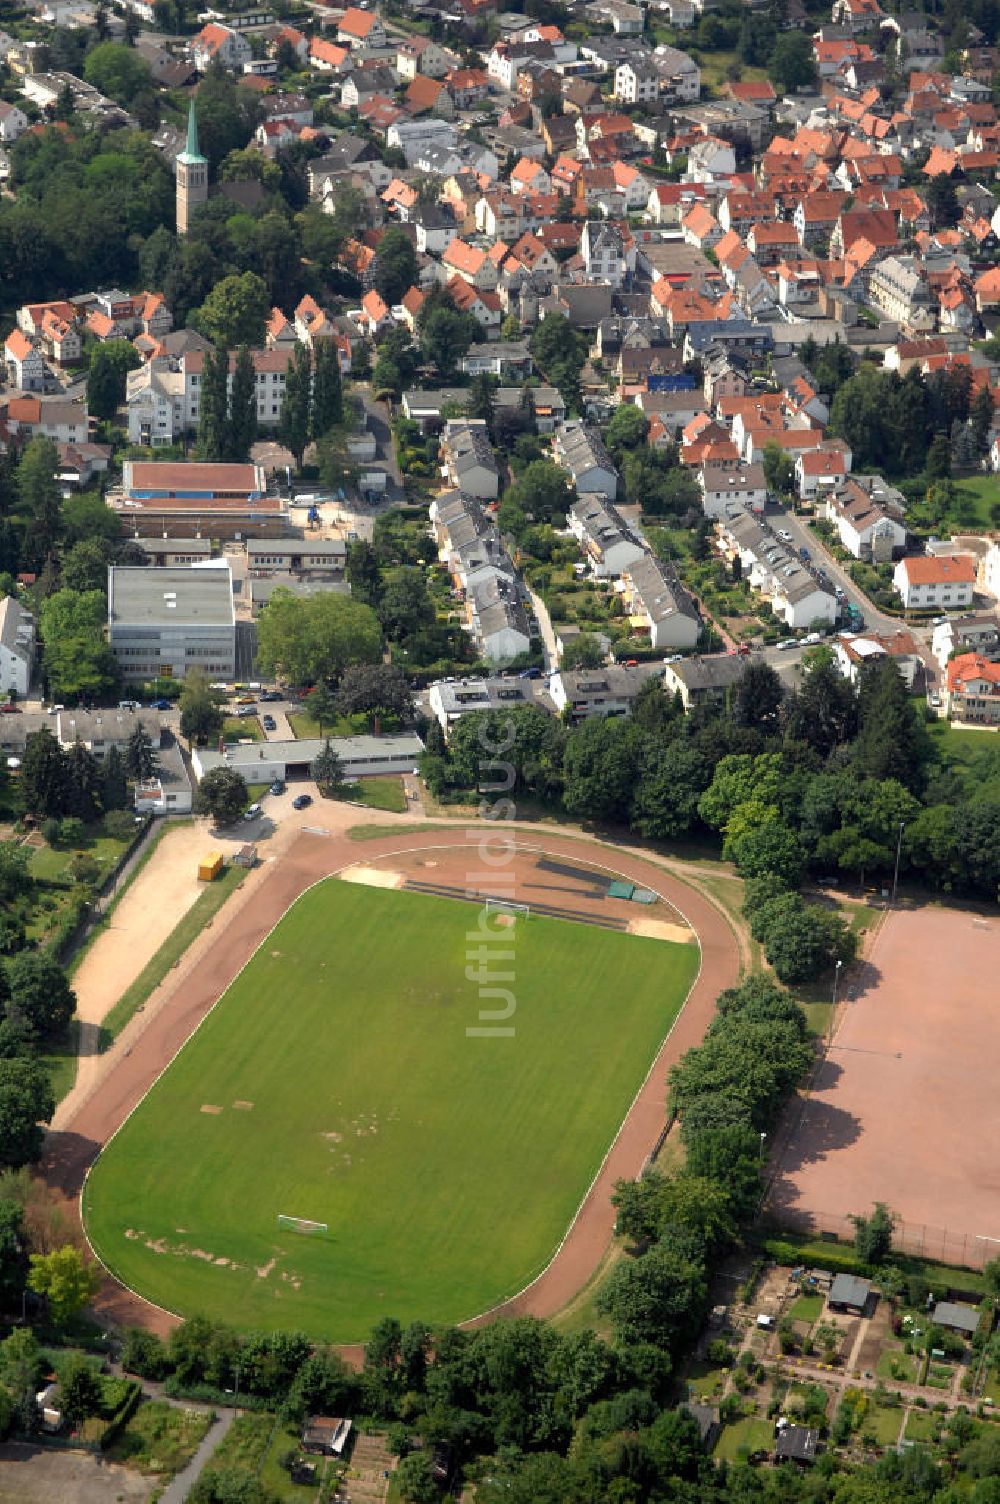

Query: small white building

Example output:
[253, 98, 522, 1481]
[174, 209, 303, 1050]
[893, 554, 976, 611]
[932, 611, 1000, 671]
[619, 554, 700, 650]
[568, 496, 645, 579]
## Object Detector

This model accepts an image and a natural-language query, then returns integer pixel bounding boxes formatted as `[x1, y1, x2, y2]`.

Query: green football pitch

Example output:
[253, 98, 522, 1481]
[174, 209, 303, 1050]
[83, 881, 699, 1341]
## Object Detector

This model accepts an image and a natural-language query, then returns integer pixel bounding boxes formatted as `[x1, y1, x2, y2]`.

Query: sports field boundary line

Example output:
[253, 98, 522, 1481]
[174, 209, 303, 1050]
[77, 827, 740, 1341]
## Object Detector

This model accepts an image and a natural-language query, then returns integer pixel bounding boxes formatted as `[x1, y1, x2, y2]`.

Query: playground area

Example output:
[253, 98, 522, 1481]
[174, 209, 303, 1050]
[769, 905, 1000, 1268]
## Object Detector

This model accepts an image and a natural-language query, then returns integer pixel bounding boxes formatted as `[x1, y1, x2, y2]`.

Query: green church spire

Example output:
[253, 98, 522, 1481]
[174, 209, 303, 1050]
[178, 97, 206, 165]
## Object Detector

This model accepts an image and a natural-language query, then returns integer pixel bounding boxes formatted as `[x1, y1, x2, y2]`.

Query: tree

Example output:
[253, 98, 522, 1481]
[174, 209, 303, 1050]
[198, 344, 230, 460]
[785, 660, 857, 756]
[256, 591, 382, 685]
[925, 431, 951, 480]
[125, 724, 156, 781]
[762, 440, 795, 495]
[307, 683, 338, 735]
[4, 950, 75, 1046]
[227, 345, 257, 461]
[311, 339, 343, 438]
[605, 403, 649, 457]
[195, 767, 248, 828]
[505, 460, 576, 524]
[561, 633, 604, 670]
[753, 892, 855, 985]
[20, 728, 71, 819]
[87, 339, 142, 424]
[0, 1326, 41, 1432]
[732, 661, 784, 732]
[83, 40, 151, 102]
[101, 745, 128, 812]
[395, 1452, 439, 1504]
[768, 30, 816, 91]
[562, 717, 644, 825]
[373, 226, 418, 306]
[279, 342, 312, 468]
[0, 1058, 55, 1169]
[28, 1245, 101, 1324]
[596, 1239, 707, 1349]
[180, 669, 225, 746]
[854, 658, 927, 791]
[312, 739, 345, 795]
[335, 664, 413, 723]
[65, 738, 101, 822]
[61, 537, 114, 594]
[419, 306, 479, 379]
[194, 272, 269, 348]
[58, 1353, 102, 1422]
[927, 171, 960, 229]
[377, 567, 434, 644]
[0, 1198, 26, 1311]
[17, 437, 63, 566]
[0, 843, 29, 906]
[851, 1202, 895, 1265]
[39, 589, 119, 702]
[345, 540, 381, 607]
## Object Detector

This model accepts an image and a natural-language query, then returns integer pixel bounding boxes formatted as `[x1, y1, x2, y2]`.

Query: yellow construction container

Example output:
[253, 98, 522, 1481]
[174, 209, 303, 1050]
[198, 852, 224, 882]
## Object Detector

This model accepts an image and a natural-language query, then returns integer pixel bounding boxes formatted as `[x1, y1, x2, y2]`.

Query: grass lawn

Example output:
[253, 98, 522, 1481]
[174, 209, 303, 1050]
[713, 1416, 772, 1460]
[952, 476, 999, 531]
[36, 1020, 80, 1105]
[685, 1359, 731, 1401]
[84, 883, 698, 1341]
[288, 711, 362, 740]
[223, 717, 262, 743]
[346, 776, 407, 813]
[29, 831, 129, 883]
[876, 1345, 920, 1383]
[787, 1293, 824, 1325]
[550, 1239, 623, 1340]
[108, 1400, 213, 1477]
[866, 1404, 905, 1446]
[904, 1409, 939, 1443]
[927, 719, 1000, 768]
[98, 864, 247, 1046]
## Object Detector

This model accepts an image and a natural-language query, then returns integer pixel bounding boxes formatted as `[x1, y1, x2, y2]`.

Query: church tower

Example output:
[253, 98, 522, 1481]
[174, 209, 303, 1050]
[176, 98, 208, 235]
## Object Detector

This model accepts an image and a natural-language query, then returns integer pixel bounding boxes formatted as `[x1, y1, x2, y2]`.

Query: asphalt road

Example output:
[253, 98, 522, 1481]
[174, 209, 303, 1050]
[763, 503, 900, 635]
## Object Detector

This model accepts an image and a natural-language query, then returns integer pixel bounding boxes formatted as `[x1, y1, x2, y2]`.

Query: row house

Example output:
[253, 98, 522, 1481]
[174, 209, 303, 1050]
[441, 419, 499, 499]
[554, 422, 619, 498]
[717, 511, 837, 629]
[567, 494, 645, 579]
[618, 554, 700, 651]
[468, 576, 532, 664]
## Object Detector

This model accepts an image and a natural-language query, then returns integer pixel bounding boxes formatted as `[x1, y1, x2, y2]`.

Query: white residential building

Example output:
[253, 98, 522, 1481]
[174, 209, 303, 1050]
[0, 597, 34, 697]
[893, 554, 976, 610]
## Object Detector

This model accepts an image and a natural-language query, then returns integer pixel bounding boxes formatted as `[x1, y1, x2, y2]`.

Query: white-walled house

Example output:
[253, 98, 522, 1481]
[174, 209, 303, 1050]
[0, 597, 34, 697]
[568, 495, 645, 578]
[823, 479, 906, 561]
[893, 554, 976, 610]
[618, 554, 700, 650]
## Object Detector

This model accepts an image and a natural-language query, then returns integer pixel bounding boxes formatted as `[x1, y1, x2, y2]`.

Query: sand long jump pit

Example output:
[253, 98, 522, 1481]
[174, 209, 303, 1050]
[769, 905, 1000, 1268]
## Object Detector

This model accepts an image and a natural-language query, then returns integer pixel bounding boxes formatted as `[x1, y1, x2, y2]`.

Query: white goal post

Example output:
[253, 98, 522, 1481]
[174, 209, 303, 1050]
[277, 1214, 329, 1237]
[484, 898, 530, 921]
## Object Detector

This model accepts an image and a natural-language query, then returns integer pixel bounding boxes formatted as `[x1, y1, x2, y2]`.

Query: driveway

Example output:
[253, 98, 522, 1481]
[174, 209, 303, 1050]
[526, 584, 558, 673]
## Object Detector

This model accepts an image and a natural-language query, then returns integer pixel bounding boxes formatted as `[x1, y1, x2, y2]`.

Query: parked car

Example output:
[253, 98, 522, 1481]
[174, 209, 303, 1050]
[799, 547, 811, 562]
[802, 632, 823, 646]
[269, 780, 285, 796]
[262, 715, 277, 731]
[235, 694, 255, 705]
[244, 803, 262, 820]
[0, 703, 20, 713]
[778, 529, 793, 543]
[260, 690, 282, 702]
[235, 706, 256, 718]
[119, 699, 140, 711]
[153, 698, 172, 710]
[776, 638, 797, 650]
[292, 794, 312, 810]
